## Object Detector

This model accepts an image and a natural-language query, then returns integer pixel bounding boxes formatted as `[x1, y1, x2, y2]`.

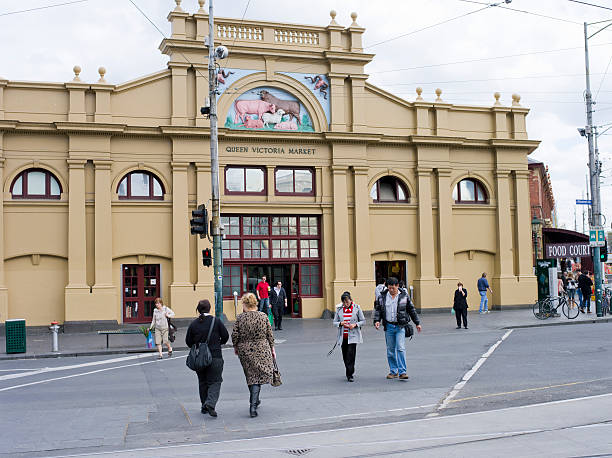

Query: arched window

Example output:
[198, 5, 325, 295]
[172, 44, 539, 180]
[453, 178, 488, 204]
[370, 176, 409, 203]
[117, 171, 164, 200]
[11, 168, 62, 199]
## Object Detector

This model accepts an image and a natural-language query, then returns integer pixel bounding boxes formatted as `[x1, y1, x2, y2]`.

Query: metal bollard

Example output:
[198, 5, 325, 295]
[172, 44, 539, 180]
[233, 291, 239, 319]
[49, 321, 60, 352]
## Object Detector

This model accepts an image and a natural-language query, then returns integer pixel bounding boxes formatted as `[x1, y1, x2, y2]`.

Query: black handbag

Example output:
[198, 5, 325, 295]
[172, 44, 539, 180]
[186, 316, 215, 371]
[271, 356, 282, 387]
[167, 318, 177, 343]
[404, 323, 414, 340]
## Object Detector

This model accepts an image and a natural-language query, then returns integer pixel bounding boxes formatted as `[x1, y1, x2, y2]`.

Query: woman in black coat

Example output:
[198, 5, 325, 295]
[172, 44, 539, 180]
[185, 299, 229, 417]
[453, 282, 468, 329]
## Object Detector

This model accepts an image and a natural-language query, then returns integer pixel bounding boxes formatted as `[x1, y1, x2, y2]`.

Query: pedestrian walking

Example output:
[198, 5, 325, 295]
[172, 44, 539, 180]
[557, 273, 565, 296]
[374, 278, 386, 302]
[576, 270, 583, 305]
[477, 273, 493, 313]
[373, 277, 422, 380]
[256, 275, 271, 314]
[150, 298, 174, 359]
[270, 280, 287, 331]
[453, 282, 468, 329]
[232, 293, 276, 418]
[332, 291, 365, 382]
[567, 273, 577, 304]
[578, 270, 593, 313]
[185, 299, 229, 417]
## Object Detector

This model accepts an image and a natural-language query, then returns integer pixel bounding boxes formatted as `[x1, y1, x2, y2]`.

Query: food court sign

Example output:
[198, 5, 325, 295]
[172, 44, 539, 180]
[545, 243, 591, 258]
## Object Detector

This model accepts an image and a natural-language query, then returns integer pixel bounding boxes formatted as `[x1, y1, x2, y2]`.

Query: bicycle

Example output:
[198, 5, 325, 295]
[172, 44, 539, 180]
[533, 293, 579, 320]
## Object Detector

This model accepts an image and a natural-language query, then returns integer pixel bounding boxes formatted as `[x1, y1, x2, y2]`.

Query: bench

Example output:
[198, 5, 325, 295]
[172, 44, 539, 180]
[97, 329, 143, 348]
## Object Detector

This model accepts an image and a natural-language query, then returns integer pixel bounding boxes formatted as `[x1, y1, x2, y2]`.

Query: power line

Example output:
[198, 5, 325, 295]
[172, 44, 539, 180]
[595, 53, 612, 101]
[222, 0, 252, 72]
[0, 0, 89, 18]
[568, 0, 612, 12]
[459, 0, 583, 25]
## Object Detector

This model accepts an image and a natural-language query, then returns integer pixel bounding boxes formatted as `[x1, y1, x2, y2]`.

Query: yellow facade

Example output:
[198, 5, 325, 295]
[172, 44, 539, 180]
[0, 4, 539, 326]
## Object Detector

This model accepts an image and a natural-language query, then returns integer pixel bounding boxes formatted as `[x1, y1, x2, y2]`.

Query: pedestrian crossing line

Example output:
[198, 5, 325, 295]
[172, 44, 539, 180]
[437, 329, 513, 410]
[447, 376, 612, 404]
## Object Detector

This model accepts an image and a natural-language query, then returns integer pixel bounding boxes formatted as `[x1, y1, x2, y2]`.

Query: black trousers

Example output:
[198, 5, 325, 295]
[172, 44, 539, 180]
[341, 338, 357, 378]
[272, 305, 283, 329]
[455, 307, 468, 328]
[196, 357, 223, 408]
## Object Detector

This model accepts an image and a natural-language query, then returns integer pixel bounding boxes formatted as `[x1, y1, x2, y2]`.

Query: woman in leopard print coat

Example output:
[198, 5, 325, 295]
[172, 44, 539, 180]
[232, 292, 276, 417]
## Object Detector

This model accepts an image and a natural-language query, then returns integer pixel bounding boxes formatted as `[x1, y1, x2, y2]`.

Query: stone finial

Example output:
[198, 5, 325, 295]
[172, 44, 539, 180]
[512, 93, 521, 106]
[435, 88, 443, 102]
[350, 11, 359, 26]
[329, 9, 338, 25]
[73, 65, 81, 81]
[494, 92, 501, 106]
[174, 0, 183, 12]
[98, 67, 106, 83]
[198, 0, 205, 12]
[416, 87, 423, 101]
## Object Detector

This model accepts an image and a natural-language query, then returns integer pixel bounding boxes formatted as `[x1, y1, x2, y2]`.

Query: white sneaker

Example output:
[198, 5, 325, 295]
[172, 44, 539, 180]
[486, 310, 490, 314]
[479, 311, 484, 314]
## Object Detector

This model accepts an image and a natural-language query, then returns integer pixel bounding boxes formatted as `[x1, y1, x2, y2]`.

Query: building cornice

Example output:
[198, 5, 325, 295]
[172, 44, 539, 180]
[54, 122, 127, 134]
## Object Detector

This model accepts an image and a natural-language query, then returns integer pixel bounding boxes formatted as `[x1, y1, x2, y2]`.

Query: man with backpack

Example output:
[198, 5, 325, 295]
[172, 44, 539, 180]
[373, 277, 421, 380]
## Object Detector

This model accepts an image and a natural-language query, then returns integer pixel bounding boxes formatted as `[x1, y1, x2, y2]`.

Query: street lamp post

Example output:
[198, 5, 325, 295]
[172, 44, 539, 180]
[532, 217, 542, 265]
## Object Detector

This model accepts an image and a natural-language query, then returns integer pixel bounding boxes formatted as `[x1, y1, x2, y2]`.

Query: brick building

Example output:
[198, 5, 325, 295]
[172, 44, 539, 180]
[528, 157, 556, 263]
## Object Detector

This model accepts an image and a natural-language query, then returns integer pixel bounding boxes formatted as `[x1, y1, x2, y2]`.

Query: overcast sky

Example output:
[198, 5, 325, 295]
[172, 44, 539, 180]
[1, 0, 611, 231]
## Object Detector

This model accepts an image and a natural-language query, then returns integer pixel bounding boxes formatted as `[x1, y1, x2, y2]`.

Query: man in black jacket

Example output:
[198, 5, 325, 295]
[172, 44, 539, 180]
[269, 280, 288, 330]
[577, 271, 593, 313]
[185, 299, 229, 417]
[373, 277, 421, 380]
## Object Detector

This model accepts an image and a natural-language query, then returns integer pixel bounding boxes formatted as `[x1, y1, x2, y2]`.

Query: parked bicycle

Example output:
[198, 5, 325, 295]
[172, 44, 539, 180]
[533, 293, 579, 320]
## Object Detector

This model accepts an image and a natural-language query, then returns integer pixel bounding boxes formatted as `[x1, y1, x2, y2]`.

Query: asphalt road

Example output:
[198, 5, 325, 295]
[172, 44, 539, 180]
[1, 319, 611, 457]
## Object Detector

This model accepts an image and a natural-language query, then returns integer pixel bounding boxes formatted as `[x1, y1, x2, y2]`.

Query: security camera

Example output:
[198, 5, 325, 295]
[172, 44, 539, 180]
[578, 127, 586, 137]
[214, 46, 229, 60]
[200, 97, 210, 116]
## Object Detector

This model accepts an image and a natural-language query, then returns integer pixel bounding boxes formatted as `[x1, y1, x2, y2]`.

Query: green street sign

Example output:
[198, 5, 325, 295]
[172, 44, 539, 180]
[590, 228, 606, 247]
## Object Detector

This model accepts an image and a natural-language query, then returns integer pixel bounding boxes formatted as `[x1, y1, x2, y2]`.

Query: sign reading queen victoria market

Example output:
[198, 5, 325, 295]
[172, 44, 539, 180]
[545, 243, 591, 258]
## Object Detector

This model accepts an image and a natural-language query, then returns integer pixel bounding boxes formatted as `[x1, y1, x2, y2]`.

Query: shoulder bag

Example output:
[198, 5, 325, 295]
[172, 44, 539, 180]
[404, 323, 414, 340]
[271, 356, 282, 387]
[186, 316, 215, 371]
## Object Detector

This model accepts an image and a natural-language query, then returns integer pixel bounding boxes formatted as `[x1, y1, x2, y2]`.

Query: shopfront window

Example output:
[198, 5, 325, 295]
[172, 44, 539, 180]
[300, 240, 319, 258]
[222, 265, 241, 297]
[243, 239, 269, 259]
[221, 216, 240, 236]
[272, 216, 297, 235]
[243, 216, 269, 235]
[300, 264, 321, 296]
[299, 216, 318, 236]
[272, 239, 298, 258]
[222, 239, 240, 259]
[275, 168, 314, 195]
[225, 166, 266, 194]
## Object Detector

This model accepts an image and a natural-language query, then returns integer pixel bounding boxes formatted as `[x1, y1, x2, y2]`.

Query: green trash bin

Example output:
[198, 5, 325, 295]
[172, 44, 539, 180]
[5, 319, 26, 354]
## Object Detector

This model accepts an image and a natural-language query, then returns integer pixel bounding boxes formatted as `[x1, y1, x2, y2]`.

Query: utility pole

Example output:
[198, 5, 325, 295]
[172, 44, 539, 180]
[208, 0, 223, 319]
[583, 21, 604, 317]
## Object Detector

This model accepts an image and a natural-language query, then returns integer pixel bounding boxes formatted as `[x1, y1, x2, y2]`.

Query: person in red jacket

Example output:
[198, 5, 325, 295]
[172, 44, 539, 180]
[256, 275, 270, 315]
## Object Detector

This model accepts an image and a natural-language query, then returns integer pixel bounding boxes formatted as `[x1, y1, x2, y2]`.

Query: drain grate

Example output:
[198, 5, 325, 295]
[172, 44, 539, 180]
[284, 449, 313, 456]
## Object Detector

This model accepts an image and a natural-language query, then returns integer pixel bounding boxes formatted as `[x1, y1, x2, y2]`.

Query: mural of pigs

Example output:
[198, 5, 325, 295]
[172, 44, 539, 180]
[239, 115, 264, 129]
[259, 90, 300, 124]
[233, 100, 276, 124]
[274, 120, 298, 130]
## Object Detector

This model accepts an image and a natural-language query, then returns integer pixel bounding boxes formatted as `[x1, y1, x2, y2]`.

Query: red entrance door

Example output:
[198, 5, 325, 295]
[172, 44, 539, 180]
[123, 264, 160, 323]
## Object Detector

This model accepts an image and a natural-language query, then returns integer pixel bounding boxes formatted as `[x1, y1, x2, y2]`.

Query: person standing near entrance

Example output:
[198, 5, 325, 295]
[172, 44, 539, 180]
[332, 291, 365, 382]
[270, 281, 287, 331]
[150, 298, 174, 359]
[578, 270, 593, 313]
[232, 293, 276, 418]
[373, 277, 421, 380]
[256, 275, 270, 315]
[453, 282, 468, 329]
[477, 273, 493, 314]
[185, 299, 229, 417]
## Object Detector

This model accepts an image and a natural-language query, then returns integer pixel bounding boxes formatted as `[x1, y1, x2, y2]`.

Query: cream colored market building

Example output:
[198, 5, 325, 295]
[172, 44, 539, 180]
[0, 2, 539, 326]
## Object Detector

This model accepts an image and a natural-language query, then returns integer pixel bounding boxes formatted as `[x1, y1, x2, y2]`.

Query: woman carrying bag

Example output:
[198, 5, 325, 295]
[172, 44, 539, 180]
[232, 293, 276, 418]
[331, 291, 365, 382]
[453, 283, 468, 329]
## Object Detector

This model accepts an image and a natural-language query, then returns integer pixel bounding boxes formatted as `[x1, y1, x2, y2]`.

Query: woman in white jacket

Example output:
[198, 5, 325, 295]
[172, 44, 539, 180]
[150, 297, 175, 359]
[332, 291, 365, 382]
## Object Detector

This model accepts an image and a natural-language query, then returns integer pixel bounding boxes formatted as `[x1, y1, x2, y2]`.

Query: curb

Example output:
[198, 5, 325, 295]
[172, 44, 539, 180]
[504, 317, 612, 329]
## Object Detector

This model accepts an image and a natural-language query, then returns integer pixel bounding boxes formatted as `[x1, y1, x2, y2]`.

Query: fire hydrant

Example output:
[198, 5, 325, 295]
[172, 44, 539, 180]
[49, 321, 60, 352]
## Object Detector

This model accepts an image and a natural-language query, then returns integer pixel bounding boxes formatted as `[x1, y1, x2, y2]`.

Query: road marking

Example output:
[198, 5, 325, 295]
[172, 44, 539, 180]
[448, 376, 612, 404]
[0, 352, 170, 381]
[48, 392, 612, 457]
[437, 329, 513, 410]
[0, 355, 187, 392]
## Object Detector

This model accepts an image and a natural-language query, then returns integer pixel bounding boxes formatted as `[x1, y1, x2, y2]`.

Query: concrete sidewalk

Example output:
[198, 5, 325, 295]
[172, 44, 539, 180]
[1, 307, 611, 360]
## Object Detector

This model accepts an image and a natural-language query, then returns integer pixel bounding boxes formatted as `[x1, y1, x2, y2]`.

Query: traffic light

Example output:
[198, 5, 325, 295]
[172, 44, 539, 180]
[190, 204, 208, 238]
[202, 248, 212, 267]
[601, 240, 608, 263]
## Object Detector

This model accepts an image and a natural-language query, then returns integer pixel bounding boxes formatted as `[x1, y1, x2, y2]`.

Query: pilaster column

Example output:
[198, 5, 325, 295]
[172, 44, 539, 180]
[66, 84, 87, 123]
[171, 161, 190, 286]
[93, 160, 113, 286]
[352, 166, 374, 303]
[171, 67, 188, 126]
[436, 168, 454, 279]
[0, 151, 8, 321]
[514, 170, 533, 276]
[195, 65, 210, 128]
[0, 79, 6, 120]
[329, 74, 346, 132]
[350, 76, 367, 132]
[331, 165, 353, 300]
[66, 159, 87, 287]
[413, 167, 436, 309]
[493, 169, 515, 307]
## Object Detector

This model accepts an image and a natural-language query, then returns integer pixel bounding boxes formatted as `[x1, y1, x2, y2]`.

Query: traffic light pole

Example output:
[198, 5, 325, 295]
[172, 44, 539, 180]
[583, 21, 603, 317]
[208, 0, 223, 319]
